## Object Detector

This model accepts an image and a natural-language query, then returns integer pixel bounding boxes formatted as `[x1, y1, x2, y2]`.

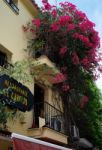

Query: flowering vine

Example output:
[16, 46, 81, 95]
[24, 1, 102, 108]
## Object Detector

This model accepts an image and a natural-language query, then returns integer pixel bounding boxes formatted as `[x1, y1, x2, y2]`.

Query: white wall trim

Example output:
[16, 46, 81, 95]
[12, 133, 72, 150]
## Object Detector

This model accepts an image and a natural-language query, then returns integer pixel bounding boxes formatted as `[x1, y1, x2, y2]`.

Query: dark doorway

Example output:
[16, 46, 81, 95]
[0, 51, 7, 67]
[34, 84, 45, 127]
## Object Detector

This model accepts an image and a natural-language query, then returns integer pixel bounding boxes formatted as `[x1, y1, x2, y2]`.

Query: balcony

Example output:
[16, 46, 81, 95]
[27, 102, 68, 144]
[31, 55, 65, 84]
[34, 102, 65, 133]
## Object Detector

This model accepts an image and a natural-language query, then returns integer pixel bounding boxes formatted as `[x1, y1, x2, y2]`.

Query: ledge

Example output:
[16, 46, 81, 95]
[31, 55, 65, 84]
[0, 135, 11, 142]
[27, 126, 68, 144]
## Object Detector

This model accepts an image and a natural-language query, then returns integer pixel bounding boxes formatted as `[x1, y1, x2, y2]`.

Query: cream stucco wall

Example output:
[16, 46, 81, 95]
[0, 1, 67, 147]
[0, 0, 35, 62]
[0, 0, 36, 133]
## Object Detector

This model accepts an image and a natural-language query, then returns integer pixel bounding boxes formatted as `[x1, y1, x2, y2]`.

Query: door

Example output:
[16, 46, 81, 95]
[34, 84, 44, 127]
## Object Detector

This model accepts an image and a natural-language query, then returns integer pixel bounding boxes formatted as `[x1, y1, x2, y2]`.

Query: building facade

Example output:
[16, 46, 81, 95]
[0, 0, 68, 149]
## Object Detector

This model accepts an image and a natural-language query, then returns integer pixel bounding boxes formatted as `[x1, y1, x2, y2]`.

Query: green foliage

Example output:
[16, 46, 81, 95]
[0, 60, 32, 129]
[0, 102, 7, 128]
[9, 60, 33, 84]
[0, 60, 33, 84]
[77, 81, 102, 149]
[85, 84, 102, 149]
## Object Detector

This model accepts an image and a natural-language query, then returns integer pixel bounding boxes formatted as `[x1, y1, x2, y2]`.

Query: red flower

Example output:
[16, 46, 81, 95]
[72, 52, 80, 65]
[53, 73, 66, 84]
[88, 49, 97, 63]
[32, 19, 41, 28]
[50, 22, 59, 32]
[62, 84, 70, 92]
[79, 20, 95, 33]
[59, 2, 76, 12]
[61, 67, 67, 73]
[51, 9, 57, 17]
[75, 10, 87, 21]
[67, 24, 75, 32]
[42, 0, 48, 3]
[67, 2, 76, 11]
[28, 0, 101, 95]
[44, 2, 51, 10]
[80, 96, 89, 108]
[89, 30, 100, 48]
[59, 16, 72, 26]
[81, 57, 89, 66]
[59, 46, 67, 56]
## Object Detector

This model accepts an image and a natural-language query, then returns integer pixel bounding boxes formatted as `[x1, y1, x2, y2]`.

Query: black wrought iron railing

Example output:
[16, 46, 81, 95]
[0, 55, 13, 69]
[34, 101, 65, 134]
[4, 0, 19, 14]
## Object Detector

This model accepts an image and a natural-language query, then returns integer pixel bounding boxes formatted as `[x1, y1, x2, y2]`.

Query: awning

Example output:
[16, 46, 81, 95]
[12, 133, 72, 150]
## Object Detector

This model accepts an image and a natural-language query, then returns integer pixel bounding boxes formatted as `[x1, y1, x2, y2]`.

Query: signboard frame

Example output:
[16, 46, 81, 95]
[0, 74, 33, 111]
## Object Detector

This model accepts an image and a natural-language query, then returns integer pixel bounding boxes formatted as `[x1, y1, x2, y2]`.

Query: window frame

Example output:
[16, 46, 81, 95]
[0, 51, 7, 67]
[4, 0, 19, 14]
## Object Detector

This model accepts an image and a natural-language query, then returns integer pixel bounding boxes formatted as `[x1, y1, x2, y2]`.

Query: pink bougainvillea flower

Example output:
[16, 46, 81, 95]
[59, 46, 67, 56]
[88, 49, 97, 63]
[44, 2, 51, 10]
[81, 57, 89, 66]
[59, 16, 72, 26]
[73, 33, 91, 47]
[79, 20, 95, 33]
[67, 2, 76, 11]
[67, 24, 75, 32]
[53, 73, 66, 84]
[59, 2, 76, 12]
[62, 84, 70, 92]
[26, 0, 101, 99]
[50, 22, 59, 32]
[32, 19, 41, 28]
[42, 0, 48, 3]
[75, 10, 87, 21]
[71, 52, 80, 65]
[61, 67, 67, 73]
[51, 9, 57, 17]
[89, 30, 100, 48]
[80, 95, 89, 108]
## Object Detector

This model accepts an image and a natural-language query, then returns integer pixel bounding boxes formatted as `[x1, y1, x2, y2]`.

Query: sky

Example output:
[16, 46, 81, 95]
[36, 0, 102, 90]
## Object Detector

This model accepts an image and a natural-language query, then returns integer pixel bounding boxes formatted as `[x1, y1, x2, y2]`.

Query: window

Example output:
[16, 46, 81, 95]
[0, 51, 7, 67]
[4, 0, 19, 14]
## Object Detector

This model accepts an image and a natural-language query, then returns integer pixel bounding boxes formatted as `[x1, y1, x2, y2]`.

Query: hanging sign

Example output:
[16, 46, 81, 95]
[0, 74, 33, 111]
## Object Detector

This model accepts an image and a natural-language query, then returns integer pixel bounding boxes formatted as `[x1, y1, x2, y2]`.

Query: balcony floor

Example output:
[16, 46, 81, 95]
[27, 127, 68, 145]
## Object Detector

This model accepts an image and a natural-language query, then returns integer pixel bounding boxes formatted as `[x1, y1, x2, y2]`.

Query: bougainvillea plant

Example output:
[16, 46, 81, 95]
[23, 0, 102, 108]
